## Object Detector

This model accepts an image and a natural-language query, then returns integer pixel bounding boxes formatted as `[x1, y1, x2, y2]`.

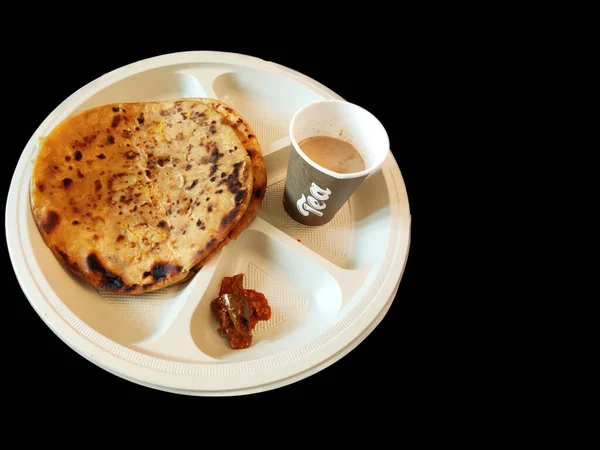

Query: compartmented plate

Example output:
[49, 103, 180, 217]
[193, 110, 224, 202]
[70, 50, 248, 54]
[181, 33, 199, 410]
[6, 51, 411, 395]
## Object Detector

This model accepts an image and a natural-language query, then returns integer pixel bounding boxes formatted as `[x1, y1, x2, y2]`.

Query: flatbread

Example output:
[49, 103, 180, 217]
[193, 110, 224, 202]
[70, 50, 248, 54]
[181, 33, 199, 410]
[30, 99, 253, 294]
[176, 98, 268, 281]
[195, 98, 267, 240]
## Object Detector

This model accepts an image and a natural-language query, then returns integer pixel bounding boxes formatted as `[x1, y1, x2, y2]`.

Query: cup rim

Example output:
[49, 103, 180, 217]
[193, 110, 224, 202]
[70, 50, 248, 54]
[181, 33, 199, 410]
[288, 99, 390, 180]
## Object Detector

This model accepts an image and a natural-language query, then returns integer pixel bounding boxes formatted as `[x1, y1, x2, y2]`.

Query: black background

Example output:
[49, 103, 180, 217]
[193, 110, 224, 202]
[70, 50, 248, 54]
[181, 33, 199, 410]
[3, 41, 419, 410]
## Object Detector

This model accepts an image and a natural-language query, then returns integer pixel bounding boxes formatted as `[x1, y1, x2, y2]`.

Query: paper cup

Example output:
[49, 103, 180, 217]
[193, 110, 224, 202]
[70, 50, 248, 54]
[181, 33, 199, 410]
[283, 100, 390, 226]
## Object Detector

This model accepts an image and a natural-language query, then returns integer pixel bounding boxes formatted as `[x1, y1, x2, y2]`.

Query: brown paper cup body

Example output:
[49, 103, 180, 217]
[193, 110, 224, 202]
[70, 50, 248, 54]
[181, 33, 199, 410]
[283, 146, 366, 226]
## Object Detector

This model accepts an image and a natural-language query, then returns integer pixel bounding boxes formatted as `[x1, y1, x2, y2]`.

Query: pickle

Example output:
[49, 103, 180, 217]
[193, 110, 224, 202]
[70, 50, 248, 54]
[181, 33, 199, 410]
[221, 293, 251, 336]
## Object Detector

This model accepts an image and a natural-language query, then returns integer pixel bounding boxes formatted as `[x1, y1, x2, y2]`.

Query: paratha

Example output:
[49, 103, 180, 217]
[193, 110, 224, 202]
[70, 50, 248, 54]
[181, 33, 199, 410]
[30, 99, 253, 294]
[170, 98, 268, 282]
[194, 99, 267, 240]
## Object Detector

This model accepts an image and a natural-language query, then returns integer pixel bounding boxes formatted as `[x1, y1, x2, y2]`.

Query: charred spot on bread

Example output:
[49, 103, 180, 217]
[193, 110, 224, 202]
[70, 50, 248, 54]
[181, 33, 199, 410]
[41, 211, 60, 233]
[185, 179, 198, 190]
[235, 190, 245, 205]
[151, 262, 183, 281]
[57, 249, 69, 263]
[224, 161, 244, 194]
[220, 205, 241, 229]
[86, 253, 124, 290]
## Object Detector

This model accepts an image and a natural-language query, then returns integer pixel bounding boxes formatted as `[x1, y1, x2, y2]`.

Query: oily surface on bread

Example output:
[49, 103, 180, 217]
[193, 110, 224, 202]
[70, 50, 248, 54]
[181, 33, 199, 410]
[30, 99, 253, 294]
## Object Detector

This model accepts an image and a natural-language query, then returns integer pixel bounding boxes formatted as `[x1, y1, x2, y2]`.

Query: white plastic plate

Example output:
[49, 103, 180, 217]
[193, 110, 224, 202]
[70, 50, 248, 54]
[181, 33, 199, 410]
[5, 51, 411, 396]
